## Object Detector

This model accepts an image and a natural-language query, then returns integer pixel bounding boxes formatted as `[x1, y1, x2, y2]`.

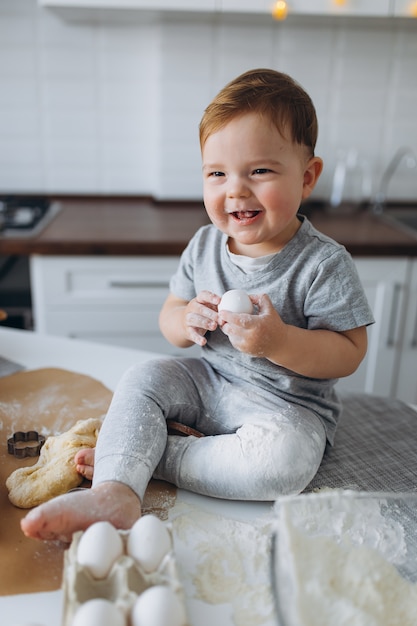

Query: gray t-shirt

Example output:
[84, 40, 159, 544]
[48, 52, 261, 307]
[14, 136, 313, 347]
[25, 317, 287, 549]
[169, 217, 375, 443]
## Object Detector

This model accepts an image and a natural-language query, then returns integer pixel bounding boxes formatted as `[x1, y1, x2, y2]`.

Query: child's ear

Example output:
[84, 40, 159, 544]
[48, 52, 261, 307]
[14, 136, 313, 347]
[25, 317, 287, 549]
[302, 157, 323, 199]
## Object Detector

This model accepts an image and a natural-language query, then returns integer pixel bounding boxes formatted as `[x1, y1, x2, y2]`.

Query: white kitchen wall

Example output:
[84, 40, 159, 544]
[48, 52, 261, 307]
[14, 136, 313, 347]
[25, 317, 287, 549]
[0, 0, 416, 201]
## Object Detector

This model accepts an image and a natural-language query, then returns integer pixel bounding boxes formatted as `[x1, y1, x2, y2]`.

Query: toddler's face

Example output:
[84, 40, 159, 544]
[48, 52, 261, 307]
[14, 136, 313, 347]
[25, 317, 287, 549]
[201, 112, 321, 257]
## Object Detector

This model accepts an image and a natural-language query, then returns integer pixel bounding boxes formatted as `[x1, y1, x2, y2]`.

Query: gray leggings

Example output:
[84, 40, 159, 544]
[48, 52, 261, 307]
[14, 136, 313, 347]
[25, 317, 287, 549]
[93, 358, 326, 502]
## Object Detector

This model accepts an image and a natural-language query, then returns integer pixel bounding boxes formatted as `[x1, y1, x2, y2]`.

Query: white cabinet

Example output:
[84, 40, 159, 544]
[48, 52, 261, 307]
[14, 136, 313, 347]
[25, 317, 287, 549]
[395, 259, 417, 404]
[269, 0, 392, 17]
[222, 0, 411, 17]
[30, 255, 200, 357]
[38, 0, 404, 16]
[30, 254, 416, 401]
[39, 0, 219, 9]
[392, 0, 417, 16]
[221, 0, 276, 12]
[336, 257, 409, 398]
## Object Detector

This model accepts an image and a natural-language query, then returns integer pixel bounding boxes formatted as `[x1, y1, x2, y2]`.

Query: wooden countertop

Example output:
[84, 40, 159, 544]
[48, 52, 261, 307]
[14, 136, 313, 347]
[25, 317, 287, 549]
[0, 197, 416, 257]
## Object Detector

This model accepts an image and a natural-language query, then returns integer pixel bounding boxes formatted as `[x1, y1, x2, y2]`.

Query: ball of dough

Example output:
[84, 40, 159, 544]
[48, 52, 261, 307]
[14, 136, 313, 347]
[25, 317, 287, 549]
[6, 417, 102, 508]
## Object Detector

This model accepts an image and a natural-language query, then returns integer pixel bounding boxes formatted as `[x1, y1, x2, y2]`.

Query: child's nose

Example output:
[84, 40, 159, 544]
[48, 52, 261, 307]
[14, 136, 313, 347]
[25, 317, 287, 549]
[226, 176, 251, 198]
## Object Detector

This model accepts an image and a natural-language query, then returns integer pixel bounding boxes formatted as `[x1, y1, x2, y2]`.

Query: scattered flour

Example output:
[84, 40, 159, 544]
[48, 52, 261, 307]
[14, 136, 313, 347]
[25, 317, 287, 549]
[168, 491, 417, 626]
[275, 493, 417, 626]
[169, 501, 275, 626]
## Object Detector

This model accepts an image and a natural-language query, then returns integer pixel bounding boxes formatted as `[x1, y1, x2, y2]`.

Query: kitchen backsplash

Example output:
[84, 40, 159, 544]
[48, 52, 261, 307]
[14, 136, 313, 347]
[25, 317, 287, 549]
[0, 0, 416, 202]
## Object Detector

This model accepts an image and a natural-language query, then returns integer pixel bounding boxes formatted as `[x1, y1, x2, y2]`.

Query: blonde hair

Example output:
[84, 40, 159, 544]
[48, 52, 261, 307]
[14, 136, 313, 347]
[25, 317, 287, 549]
[199, 68, 318, 155]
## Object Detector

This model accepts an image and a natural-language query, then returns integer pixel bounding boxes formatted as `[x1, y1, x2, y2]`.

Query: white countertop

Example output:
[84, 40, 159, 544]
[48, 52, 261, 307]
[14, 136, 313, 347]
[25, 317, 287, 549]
[0, 328, 275, 626]
[0, 327, 159, 391]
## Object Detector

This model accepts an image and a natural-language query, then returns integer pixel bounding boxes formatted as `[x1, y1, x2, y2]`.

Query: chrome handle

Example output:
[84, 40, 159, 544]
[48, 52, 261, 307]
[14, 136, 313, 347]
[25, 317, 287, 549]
[387, 283, 401, 347]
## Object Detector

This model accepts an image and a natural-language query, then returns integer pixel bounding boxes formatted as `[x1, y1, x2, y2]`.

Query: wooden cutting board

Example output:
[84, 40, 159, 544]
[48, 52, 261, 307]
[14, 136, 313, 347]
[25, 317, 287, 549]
[0, 367, 176, 596]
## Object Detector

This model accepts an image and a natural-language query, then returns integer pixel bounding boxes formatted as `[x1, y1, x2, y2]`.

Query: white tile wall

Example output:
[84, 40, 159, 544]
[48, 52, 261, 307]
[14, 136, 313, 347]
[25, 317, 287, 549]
[0, 1, 416, 202]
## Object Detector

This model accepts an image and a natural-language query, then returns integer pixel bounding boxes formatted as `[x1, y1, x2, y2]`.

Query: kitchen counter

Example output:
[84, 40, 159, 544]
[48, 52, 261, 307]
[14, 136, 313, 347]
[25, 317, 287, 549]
[0, 197, 210, 257]
[1, 328, 417, 626]
[0, 327, 274, 626]
[0, 196, 416, 257]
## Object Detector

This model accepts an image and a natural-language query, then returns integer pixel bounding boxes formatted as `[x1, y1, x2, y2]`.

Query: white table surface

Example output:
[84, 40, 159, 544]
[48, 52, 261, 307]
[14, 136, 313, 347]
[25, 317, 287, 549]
[0, 328, 275, 626]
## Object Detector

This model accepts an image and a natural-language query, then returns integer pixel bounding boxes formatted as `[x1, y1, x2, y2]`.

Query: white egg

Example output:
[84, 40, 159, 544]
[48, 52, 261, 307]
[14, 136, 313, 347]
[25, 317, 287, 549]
[76, 520, 124, 579]
[131, 585, 185, 626]
[72, 598, 126, 626]
[127, 514, 172, 573]
[218, 289, 253, 314]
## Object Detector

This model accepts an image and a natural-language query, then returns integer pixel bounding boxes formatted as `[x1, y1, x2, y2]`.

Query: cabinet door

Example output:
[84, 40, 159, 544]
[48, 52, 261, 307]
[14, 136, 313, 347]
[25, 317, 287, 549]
[279, 0, 391, 16]
[395, 259, 417, 405]
[336, 258, 409, 397]
[30, 256, 179, 309]
[39, 0, 218, 9]
[221, 0, 274, 12]
[392, 0, 417, 16]
[40, 308, 201, 356]
[30, 255, 185, 355]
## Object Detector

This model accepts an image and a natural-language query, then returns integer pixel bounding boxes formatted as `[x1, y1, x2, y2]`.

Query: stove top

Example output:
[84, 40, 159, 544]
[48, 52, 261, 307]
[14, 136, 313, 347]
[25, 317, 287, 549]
[0, 196, 60, 238]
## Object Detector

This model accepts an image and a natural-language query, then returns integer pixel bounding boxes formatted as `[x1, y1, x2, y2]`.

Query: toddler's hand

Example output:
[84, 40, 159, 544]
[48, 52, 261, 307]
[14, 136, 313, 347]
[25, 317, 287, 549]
[183, 290, 220, 346]
[218, 293, 286, 358]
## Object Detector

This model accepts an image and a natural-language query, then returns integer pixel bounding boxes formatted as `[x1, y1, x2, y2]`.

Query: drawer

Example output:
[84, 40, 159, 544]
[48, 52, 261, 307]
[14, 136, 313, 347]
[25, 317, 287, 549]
[31, 255, 180, 307]
[38, 309, 201, 357]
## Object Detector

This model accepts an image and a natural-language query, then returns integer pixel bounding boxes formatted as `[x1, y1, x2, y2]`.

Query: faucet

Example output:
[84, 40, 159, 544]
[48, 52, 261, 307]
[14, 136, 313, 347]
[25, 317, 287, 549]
[330, 149, 372, 208]
[372, 146, 417, 215]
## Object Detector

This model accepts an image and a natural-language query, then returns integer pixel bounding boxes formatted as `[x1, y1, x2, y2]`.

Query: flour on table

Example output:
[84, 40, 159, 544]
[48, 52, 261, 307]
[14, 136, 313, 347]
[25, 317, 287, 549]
[282, 488, 407, 563]
[275, 493, 417, 626]
[169, 502, 275, 626]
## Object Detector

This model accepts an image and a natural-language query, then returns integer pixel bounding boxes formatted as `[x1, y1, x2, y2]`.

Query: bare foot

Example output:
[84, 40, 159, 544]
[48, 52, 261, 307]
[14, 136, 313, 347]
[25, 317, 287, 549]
[74, 447, 95, 481]
[20, 481, 141, 543]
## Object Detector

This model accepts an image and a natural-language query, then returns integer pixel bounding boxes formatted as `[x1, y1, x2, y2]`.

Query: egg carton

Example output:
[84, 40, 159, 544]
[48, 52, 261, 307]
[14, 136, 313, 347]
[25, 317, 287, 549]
[62, 519, 189, 626]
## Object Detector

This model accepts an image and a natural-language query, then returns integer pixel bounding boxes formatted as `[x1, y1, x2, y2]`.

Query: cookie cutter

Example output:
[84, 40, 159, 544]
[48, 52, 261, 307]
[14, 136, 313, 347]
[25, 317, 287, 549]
[7, 430, 46, 459]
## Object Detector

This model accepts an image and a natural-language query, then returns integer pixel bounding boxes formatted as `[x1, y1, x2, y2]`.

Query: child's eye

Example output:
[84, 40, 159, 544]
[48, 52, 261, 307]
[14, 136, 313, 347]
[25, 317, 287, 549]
[209, 171, 225, 177]
[253, 168, 271, 175]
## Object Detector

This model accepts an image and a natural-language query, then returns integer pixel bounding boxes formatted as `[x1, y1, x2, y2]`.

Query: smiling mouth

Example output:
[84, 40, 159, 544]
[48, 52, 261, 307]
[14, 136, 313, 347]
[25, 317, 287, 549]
[231, 210, 261, 221]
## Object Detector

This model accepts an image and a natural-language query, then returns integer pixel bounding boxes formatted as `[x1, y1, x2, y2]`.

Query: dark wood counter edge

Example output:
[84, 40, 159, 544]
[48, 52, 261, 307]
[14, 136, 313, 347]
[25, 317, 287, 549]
[1, 196, 416, 257]
[0, 240, 194, 256]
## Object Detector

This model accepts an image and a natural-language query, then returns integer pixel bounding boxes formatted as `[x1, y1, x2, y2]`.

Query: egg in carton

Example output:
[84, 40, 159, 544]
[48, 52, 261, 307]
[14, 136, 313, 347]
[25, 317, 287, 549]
[62, 514, 189, 626]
